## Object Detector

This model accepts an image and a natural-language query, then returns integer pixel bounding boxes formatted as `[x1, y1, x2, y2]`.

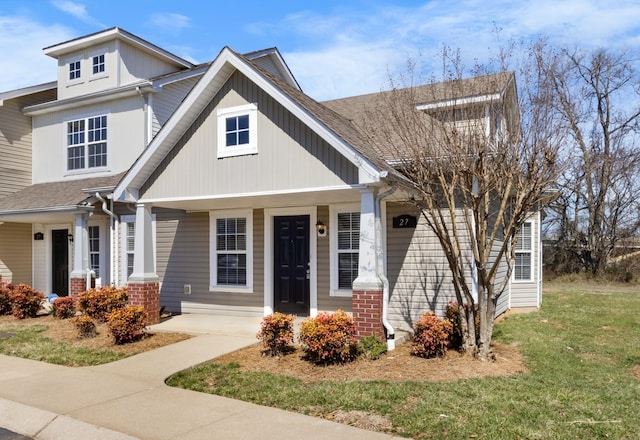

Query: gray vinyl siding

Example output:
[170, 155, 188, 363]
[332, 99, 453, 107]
[510, 214, 540, 308]
[0, 90, 55, 197]
[0, 223, 32, 285]
[141, 70, 358, 200]
[154, 208, 264, 316]
[386, 202, 473, 333]
[151, 76, 201, 137]
[316, 205, 352, 312]
[491, 239, 510, 316]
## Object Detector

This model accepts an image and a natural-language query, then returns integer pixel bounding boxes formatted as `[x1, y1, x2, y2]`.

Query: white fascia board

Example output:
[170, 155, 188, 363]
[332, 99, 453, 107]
[0, 81, 57, 104]
[416, 92, 501, 111]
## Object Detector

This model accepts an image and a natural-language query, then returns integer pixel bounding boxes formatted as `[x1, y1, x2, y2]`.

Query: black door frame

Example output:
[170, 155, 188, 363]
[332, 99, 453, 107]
[273, 214, 311, 316]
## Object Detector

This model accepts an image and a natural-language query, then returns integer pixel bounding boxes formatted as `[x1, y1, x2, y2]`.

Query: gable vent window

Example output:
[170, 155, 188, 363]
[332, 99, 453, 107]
[67, 115, 108, 171]
[69, 61, 81, 80]
[217, 103, 258, 158]
[93, 54, 105, 74]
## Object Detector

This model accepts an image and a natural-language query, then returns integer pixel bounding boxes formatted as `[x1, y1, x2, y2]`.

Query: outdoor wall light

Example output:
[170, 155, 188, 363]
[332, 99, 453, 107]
[316, 220, 327, 237]
[67, 234, 74, 243]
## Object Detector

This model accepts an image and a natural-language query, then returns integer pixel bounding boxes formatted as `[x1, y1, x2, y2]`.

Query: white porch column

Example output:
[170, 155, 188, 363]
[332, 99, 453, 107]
[70, 213, 87, 278]
[353, 187, 382, 290]
[129, 203, 158, 281]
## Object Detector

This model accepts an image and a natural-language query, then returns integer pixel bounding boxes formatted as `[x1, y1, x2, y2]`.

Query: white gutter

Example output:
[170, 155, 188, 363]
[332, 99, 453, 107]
[375, 184, 398, 350]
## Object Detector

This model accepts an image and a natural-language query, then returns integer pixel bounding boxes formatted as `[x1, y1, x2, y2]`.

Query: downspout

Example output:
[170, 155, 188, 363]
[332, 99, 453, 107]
[96, 192, 119, 286]
[375, 184, 397, 350]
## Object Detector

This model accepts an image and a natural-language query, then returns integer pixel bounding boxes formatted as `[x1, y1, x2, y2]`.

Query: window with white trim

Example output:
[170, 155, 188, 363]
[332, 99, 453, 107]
[210, 210, 253, 292]
[330, 205, 360, 296]
[92, 54, 105, 74]
[514, 222, 533, 281]
[120, 214, 156, 285]
[69, 61, 81, 80]
[88, 225, 100, 278]
[66, 115, 107, 171]
[125, 221, 135, 279]
[216, 103, 258, 158]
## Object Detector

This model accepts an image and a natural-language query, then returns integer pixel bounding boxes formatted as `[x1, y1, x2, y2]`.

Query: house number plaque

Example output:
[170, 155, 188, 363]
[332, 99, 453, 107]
[392, 215, 417, 229]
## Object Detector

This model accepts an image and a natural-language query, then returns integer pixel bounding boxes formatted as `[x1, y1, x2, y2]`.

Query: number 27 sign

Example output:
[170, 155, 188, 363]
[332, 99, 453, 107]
[392, 215, 417, 229]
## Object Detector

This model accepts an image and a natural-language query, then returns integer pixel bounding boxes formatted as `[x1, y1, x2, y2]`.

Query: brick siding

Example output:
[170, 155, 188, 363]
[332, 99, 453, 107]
[127, 282, 160, 325]
[352, 289, 385, 339]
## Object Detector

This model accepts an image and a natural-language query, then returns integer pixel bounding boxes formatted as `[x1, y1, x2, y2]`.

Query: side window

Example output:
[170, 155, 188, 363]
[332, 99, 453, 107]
[216, 104, 258, 158]
[120, 214, 156, 285]
[92, 54, 105, 74]
[514, 222, 533, 281]
[330, 205, 360, 296]
[69, 60, 81, 80]
[209, 210, 253, 292]
[88, 225, 100, 279]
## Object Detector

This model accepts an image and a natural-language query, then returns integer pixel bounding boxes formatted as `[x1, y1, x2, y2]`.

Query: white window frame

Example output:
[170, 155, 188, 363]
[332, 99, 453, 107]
[216, 103, 258, 158]
[514, 221, 533, 282]
[120, 215, 156, 286]
[65, 115, 108, 173]
[209, 209, 253, 293]
[69, 59, 81, 81]
[330, 204, 360, 297]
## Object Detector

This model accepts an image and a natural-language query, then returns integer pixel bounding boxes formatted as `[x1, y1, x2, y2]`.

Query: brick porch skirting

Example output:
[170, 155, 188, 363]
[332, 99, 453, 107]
[352, 289, 385, 339]
[127, 282, 160, 325]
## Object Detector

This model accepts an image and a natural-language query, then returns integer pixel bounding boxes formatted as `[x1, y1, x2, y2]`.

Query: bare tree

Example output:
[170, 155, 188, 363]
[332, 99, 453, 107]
[541, 47, 640, 275]
[362, 48, 562, 360]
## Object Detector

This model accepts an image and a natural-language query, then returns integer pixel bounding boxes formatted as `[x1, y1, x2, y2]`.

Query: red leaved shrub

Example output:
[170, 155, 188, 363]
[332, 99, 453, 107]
[10, 284, 44, 319]
[299, 309, 358, 364]
[52, 296, 76, 319]
[411, 312, 453, 358]
[257, 312, 296, 356]
[107, 305, 146, 344]
[77, 286, 128, 322]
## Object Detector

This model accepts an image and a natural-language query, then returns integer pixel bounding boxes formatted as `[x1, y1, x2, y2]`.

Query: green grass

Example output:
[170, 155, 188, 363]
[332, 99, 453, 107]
[0, 322, 126, 366]
[167, 285, 640, 439]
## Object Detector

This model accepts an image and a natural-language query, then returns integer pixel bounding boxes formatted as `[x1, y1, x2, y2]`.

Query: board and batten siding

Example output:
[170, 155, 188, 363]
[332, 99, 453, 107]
[154, 208, 264, 316]
[0, 222, 32, 285]
[385, 202, 474, 333]
[141, 70, 358, 200]
[32, 96, 147, 183]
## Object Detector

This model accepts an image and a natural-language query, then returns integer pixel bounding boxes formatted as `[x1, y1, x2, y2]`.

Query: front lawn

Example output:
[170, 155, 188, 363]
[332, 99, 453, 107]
[167, 283, 640, 439]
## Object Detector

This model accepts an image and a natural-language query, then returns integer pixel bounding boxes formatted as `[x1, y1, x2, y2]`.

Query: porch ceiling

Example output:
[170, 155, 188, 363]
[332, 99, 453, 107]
[141, 187, 364, 212]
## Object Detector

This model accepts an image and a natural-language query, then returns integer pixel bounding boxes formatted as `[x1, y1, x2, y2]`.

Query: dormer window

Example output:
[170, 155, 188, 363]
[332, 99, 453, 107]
[69, 61, 81, 80]
[92, 54, 105, 74]
[217, 103, 258, 158]
[67, 115, 108, 171]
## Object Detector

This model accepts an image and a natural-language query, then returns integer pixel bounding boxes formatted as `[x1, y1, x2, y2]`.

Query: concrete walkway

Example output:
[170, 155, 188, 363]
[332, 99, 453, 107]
[0, 315, 404, 440]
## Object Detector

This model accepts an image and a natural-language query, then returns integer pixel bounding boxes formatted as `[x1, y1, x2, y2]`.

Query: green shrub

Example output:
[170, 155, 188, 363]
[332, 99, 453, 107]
[52, 296, 76, 319]
[0, 285, 11, 316]
[107, 305, 146, 344]
[77, 286, 128, 322]
[299, 309, 358, 364]
[411, 312, 453, 358]
[358, 333, 387, 360]
[256, 312, 295, 356]
[73, 315, 97, 338]
[10, 284, 44, 319]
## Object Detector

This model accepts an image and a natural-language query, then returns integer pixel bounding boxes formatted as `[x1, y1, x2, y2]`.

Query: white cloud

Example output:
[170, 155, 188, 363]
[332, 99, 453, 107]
[147, 12, 191, 35]
[51, 0, 104, 27]
[0, 17, 73, 92]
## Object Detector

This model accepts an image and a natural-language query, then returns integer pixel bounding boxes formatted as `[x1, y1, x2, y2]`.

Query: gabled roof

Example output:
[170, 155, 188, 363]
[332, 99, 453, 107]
[114, 47, 389, 201]
[43, 27, 194, 70]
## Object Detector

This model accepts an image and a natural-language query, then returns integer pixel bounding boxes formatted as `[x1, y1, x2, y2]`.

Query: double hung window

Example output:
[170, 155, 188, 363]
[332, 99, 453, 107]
[330, 205, 360, 296]
[210, 210, 253, 292]
[66, 116, 107, 171]
[514, 222, 533, 281]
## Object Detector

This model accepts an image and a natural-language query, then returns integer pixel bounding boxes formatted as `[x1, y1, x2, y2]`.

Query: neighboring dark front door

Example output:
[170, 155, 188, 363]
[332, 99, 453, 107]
[274, 215, 310, 315]
[52, 229, 69, 296]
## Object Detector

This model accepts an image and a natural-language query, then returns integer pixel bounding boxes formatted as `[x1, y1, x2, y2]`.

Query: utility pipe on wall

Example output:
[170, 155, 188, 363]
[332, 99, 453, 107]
[375, 184, 397, 351]
[96, 192, 119, 286]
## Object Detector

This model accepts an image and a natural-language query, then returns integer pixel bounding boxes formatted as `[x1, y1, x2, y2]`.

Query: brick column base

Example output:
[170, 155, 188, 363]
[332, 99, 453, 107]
[352, 289, 385, 339]
[69, 277, 87, 300]
[127, 282, 160, 325]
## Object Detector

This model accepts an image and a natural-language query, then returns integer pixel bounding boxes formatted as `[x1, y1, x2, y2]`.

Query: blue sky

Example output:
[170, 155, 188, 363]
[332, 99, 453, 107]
[1, 0, 639, 100]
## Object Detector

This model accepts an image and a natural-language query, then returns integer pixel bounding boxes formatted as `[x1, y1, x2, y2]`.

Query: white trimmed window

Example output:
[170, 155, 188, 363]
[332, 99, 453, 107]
[69, 60, 81, 80]
[330, 205, 360, 296]
[210, 210, 253, 292]
[514, 222, 533, 281]
[66, 115, 108, 171]
[92, 54, 105, 74]
[216, 103, 258, 158]
[88, 225, 100, 278]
